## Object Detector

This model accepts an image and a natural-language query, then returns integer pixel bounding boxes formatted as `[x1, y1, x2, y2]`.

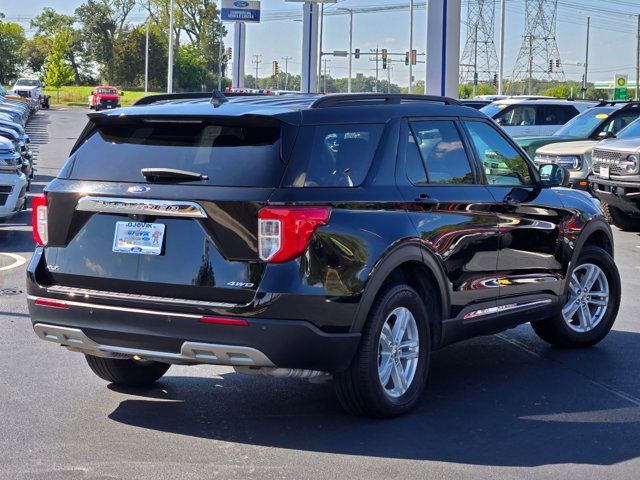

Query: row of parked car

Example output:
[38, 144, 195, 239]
[463, 96, 640, 230]
[0, 78, 47, 221]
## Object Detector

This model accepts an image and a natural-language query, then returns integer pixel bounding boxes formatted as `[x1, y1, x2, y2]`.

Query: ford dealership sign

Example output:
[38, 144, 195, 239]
[221, 0, 261, 23]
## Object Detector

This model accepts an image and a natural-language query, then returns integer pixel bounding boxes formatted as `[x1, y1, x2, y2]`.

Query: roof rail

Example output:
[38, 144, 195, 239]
[620, 101, 640, 110]
[133, 92, 213, 106]
[310, 93, 461, 109]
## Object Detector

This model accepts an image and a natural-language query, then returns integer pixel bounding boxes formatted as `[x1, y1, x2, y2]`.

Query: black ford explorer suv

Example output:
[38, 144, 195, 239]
[27, 93, 621, 417]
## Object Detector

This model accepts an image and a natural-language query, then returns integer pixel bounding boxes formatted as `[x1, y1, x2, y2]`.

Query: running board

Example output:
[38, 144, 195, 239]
[32, 323, 275, 367]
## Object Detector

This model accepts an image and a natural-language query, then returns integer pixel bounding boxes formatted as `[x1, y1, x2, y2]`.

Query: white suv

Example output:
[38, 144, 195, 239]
[0, 137, 27, 221]
[481, 98, 599, 138]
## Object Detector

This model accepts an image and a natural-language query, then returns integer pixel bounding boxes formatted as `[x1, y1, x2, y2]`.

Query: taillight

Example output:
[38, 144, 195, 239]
[32, 194, 48, 246]
[258, 206, 331, 263]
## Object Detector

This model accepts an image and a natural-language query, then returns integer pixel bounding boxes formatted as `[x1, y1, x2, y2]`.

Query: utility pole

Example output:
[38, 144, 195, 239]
[584, 16, 590, 100]
[282, 56, 292, 91]
[375, 47, 380, 93]
[252, 54, 262, 86]
[218, 21, 224, 91]
[498, 0, 505, 95]
[144, 20, 149, 96]
[636, 15, 640, 101]
[323, 58, 330, 93]
[408, 0, 414, 93]
[473, 24, 478, 97]
[167, 0, 174, 93]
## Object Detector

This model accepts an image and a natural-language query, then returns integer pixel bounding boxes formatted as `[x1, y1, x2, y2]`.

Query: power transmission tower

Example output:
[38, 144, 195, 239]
[510, 0, 565, 93]
[460, 0, 499, 93]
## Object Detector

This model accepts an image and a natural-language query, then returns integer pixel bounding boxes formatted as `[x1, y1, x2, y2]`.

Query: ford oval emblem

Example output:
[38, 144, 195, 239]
[234, 1, 249, 7]
[128, 185, 150, 194]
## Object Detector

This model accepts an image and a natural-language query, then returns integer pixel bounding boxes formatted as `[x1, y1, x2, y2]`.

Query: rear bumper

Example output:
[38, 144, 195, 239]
[26, 295, 361, 373]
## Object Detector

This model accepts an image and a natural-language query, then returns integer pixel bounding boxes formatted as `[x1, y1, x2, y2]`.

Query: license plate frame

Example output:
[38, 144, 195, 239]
[112, 221, 165, 255]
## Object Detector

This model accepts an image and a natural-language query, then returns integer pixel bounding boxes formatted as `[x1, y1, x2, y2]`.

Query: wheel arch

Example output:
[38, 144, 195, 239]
[351, 242, 451, 347]
[564, 218, 614, 296]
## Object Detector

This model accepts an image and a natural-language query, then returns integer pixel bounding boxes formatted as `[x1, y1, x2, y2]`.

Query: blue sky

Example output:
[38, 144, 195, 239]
[2, 0, 639, 86]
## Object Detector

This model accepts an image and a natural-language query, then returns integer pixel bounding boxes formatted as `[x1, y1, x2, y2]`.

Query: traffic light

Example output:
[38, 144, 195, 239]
[226, 47, 232, 61]
[405, 51, 410, 66]
[411, 49, 417, 66]
[493, 74, 498, 87]
[555, 59, 561, 68]
[382, 49, 388, 70]
[549, 60, 553, 73]
[272, 61, 279, 76]
[355, 48, 360, 59]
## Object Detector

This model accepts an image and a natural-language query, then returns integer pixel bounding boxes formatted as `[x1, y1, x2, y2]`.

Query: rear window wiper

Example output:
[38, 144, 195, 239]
[141, 168, 209, 182]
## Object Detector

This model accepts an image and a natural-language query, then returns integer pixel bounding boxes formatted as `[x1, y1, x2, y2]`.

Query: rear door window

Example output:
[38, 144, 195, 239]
[537, 105, 577, 125]
[66, 117, 286, 187]
[408, 120, 474, 184]
[296, 124, 384, 187]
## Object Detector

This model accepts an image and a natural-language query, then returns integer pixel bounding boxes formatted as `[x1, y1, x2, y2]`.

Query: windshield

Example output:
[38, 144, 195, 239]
[480, 103, 510, 118]
[15, 79, 39, 87]
[617, 118, 640, 139]
[553, 107, 616, 138]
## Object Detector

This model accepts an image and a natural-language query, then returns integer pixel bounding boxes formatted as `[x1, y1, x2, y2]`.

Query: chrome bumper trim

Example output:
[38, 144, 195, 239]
[76, 196, 207, 218]
[32, 323, 275, 367]
[44, 286, 239, 309]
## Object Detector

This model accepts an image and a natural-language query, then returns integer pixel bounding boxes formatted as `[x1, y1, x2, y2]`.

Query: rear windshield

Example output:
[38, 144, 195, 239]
[67, 117, 286, 187]
[97, 88, 117, 94]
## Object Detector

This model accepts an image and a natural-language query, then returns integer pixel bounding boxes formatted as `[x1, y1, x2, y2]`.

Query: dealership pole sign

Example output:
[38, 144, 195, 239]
[221, 0, 261, 23]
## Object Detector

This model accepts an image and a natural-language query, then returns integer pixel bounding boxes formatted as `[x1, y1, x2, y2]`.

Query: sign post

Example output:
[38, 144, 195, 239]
[425, 0, 461, 97]
[221, 1, 261, 90]
[614, 74, 628, 101]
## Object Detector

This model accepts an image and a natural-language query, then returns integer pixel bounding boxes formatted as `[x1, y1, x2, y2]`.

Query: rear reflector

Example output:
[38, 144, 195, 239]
[34, 298, 68, 309]
[32, 194, 48, 246]
[200, 316, 249, 326]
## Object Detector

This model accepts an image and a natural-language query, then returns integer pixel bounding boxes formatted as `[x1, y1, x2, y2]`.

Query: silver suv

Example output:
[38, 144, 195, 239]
[590, 118, 640, 230]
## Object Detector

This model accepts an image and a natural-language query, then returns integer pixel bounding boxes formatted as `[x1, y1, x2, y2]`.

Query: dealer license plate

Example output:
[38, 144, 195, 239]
[599, 165, 610, 180]
[112, 222, 165, 255]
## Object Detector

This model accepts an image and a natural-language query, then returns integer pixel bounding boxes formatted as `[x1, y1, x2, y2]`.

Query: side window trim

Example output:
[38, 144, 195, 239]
[406, 117, 480, 186]
[459, 118, 540, 186]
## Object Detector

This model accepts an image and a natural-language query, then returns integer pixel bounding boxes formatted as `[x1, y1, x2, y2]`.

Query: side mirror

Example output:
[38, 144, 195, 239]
[496, 117, 507, 126]
[119, 91, 124, 96]
[539, 164, 570, 187]
[598, 131, 615, 140]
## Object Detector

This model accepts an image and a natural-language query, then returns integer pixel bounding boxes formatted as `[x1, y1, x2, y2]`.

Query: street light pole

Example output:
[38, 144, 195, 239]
[338, 8, 354, 93]
[144, 20, 149, 96]
[584, 16, 591, 100]
[318, 2, 325, 93]
[409, 0, 414, 93]
[167, 0, 174, 93]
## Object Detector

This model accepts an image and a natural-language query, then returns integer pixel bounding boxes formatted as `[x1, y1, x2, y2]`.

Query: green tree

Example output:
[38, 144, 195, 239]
[113, 23, 168, 90]
[174, 44, 209, 91]
[0, 15, 26, 84]
[44, 27, 75, 103]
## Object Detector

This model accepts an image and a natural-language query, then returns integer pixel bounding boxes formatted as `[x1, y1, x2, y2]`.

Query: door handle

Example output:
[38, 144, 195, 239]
[414, 193, 440, 208]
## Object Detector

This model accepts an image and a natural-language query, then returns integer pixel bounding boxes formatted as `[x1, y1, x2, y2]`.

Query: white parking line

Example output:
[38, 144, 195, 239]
[0, 253, 27, 271]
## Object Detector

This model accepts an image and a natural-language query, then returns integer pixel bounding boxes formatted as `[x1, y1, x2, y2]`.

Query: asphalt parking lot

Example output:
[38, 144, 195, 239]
[3, 108, 640, 480]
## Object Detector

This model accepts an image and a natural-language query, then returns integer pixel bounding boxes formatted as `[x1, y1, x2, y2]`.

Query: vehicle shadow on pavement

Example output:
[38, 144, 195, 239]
[107, 331, 640, 467]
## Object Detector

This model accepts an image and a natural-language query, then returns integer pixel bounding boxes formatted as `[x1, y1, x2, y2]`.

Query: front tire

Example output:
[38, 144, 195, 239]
[531, 246, 620, 348]
[602, 203, 640, 231]
[335, 284, 431, 417]
[85, 355, 170, 386]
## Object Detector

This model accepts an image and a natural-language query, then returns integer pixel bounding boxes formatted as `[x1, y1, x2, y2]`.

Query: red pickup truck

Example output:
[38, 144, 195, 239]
[88, 86, 122, 111]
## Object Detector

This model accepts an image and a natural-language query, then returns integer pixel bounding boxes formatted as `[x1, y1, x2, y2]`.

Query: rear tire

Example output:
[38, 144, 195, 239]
[335, 284, 431, 417]
[531, 246, 620, 348]
[602, 203, 640, 231]
[85, 355, 170, 386]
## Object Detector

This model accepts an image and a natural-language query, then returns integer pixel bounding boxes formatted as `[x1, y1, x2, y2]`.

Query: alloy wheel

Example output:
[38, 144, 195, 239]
[562, 263, 609, 333]
[378, 307, 420, 398]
